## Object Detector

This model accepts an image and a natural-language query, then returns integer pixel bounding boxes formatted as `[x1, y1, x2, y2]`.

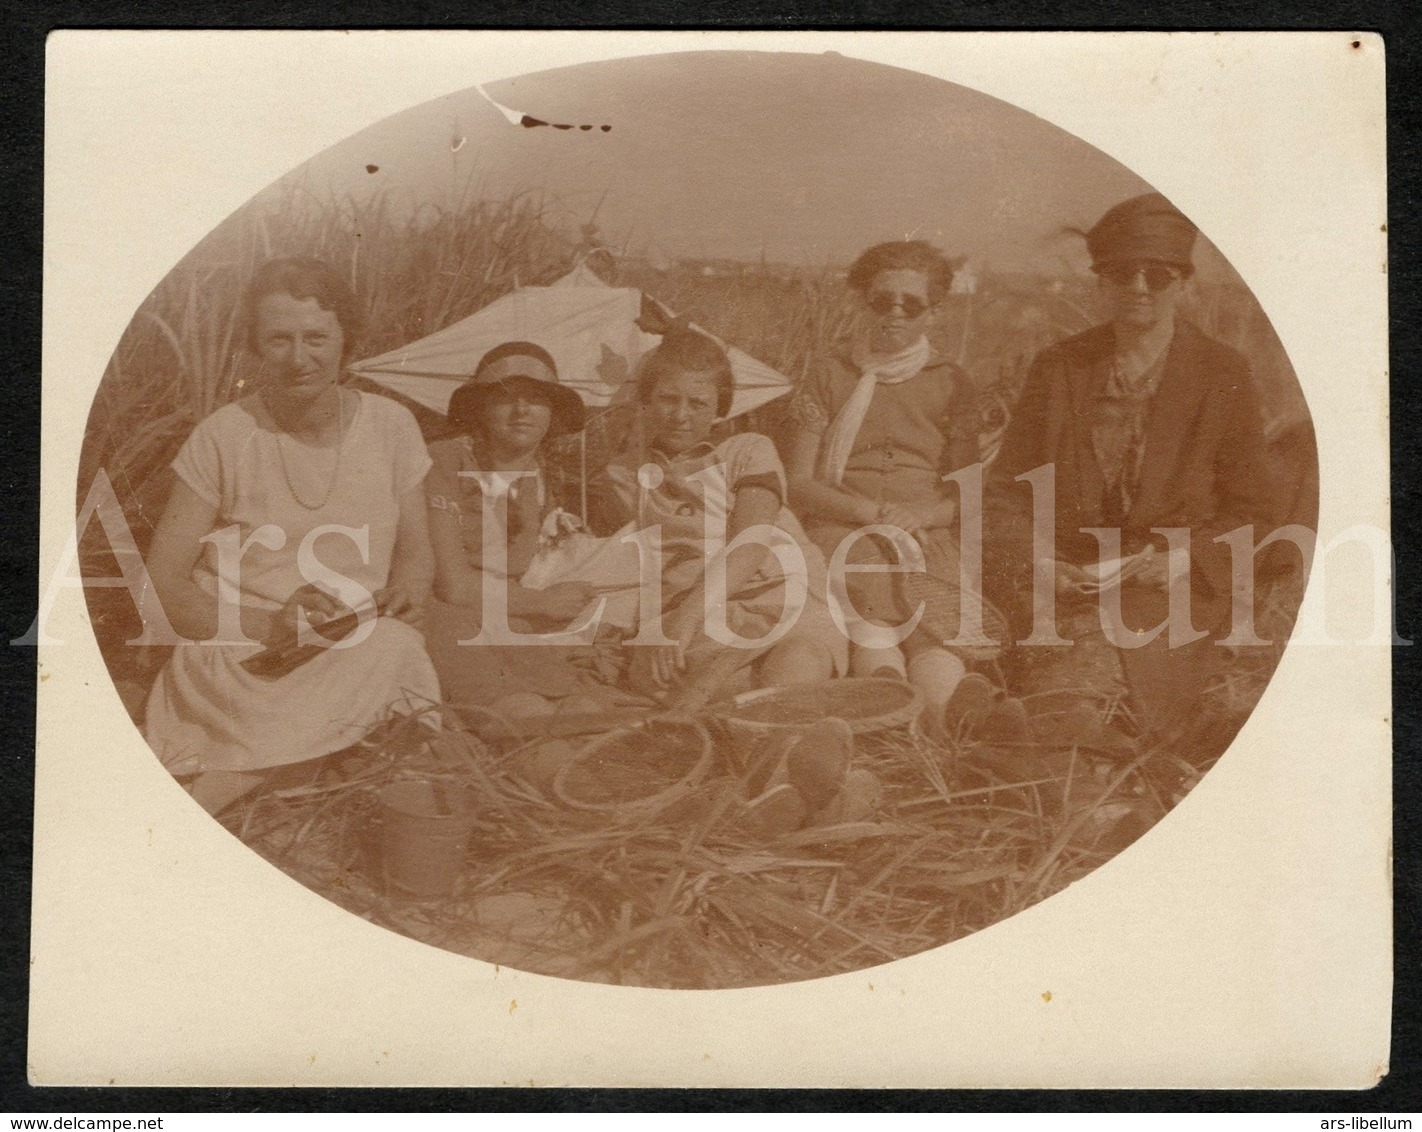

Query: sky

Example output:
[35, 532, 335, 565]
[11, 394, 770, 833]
[270, 49, 1194, 276]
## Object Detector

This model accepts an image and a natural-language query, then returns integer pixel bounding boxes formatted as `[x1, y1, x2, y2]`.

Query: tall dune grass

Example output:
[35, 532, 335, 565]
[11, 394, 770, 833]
[77, 183, 1311, 983]
[83, 182, 1302, 550]
[80, 183, 1307, 691]
[80, 184, 571, 659]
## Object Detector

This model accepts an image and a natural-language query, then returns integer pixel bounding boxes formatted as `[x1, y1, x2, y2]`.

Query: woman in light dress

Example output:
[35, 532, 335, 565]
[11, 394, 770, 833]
[143, 258, 439, 814]
[590, 328, 846, 711]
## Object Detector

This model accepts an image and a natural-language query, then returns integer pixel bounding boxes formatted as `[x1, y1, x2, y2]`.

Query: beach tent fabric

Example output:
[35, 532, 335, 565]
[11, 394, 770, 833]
[349, 264, 793, 421]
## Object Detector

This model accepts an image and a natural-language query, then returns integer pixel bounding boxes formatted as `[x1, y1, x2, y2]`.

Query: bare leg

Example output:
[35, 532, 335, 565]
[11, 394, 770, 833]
[757, 638, 833, 688]
[849, 644, 906, 680]
[906, 647, 967, 734]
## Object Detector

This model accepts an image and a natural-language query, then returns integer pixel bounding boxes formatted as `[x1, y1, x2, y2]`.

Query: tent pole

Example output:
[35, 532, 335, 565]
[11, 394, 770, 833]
[580, 428, 589, 527]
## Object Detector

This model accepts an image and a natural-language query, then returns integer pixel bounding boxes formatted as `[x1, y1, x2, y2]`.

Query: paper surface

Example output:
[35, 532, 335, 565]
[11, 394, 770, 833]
[34, 31, 1390, 1088]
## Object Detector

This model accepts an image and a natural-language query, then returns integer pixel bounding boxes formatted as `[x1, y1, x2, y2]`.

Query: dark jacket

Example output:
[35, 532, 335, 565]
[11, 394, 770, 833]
[987, 319, 1278, 719]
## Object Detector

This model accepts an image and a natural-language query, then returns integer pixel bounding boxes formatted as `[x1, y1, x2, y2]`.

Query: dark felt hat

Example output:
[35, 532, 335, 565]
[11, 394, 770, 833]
[1086, 192, 1198, 270]
[447, 341, 586, 440]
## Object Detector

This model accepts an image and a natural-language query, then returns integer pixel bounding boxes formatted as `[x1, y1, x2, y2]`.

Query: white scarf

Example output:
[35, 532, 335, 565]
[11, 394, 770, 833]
[818, 335, 932, 485]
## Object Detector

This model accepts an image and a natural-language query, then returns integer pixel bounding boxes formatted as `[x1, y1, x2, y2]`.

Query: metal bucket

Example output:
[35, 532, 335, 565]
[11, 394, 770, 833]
[372, 779, 476, 897]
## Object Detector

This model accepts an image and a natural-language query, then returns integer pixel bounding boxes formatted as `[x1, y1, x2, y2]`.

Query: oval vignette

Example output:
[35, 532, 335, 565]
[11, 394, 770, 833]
[77, 50, 1318, 989]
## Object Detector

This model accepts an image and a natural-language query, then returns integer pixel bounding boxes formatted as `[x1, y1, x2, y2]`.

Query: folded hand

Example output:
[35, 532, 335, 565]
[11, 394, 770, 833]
[627, 641, 686, 697]
[269, 583, 349, 648]
[375, 584, 423, 627]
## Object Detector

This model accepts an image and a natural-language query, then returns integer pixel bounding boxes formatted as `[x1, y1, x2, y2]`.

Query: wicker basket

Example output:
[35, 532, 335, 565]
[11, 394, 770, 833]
[552, 717, 714, 816]
[896, 572, 1009, 663]
[716, 677, 924, 740]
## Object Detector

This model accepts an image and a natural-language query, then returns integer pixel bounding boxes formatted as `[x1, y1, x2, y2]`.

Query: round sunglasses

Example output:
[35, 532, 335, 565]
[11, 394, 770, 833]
[866, 291, 930, 319]
[1095, 262, 1184, 293]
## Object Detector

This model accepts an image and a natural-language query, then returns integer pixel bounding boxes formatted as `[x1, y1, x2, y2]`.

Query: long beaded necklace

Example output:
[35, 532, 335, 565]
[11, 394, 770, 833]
[273, 389, 348, 511]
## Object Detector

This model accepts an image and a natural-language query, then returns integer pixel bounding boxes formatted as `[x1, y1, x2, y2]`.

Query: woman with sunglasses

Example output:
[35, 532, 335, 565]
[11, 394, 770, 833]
[986, 192, 1277, 747]
[786, 240, 986, 732]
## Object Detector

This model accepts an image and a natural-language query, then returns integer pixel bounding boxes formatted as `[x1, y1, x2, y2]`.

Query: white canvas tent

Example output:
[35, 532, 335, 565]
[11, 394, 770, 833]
[349, 263, 793, 421]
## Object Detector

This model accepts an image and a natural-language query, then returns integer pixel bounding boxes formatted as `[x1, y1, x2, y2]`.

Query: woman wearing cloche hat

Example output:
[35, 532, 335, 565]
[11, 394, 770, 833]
[421, 341, 600, 715]
[985, 192, 1281, 761]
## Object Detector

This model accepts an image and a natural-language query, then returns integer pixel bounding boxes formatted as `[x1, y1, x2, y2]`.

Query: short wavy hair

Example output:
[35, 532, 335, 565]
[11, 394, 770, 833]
[846, 241, 955, 306]
[636, 328, 735, 419]
[242, 257, 363, 359]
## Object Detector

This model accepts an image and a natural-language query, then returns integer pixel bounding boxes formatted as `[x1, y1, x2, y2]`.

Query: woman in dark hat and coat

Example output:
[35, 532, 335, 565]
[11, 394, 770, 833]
[986, 192, 1278, 744]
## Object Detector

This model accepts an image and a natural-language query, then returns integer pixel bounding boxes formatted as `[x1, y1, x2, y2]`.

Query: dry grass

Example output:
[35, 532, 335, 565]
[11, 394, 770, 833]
[80, 183, 1301, 592]
[224, 695, 1218, 989]
[216, 607, 1295, 991]
[80, 184, 570, 659]
[82, 185, 1310, 984]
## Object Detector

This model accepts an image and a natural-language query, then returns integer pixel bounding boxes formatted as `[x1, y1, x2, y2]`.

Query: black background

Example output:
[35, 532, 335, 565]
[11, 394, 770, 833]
[1, 2, 1415, 1115]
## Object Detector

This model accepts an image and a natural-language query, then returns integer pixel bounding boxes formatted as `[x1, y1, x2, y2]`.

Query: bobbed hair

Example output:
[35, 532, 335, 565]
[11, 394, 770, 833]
[242, 257, 363, 359]
[846, 241, 955, 306]
[636, 328, 735, 419]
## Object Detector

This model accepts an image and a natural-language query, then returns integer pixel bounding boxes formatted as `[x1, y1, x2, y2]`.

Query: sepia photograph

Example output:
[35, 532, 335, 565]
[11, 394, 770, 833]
[33, 31, 1389, 1087]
